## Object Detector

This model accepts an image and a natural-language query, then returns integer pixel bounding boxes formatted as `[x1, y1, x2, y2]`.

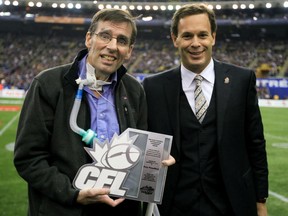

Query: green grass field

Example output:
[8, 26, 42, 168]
[0, 98, 287, 215]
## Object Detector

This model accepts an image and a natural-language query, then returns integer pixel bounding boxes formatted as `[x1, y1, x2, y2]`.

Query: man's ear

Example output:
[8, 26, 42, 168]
[171, 33, 178, 48]
[124, 45, 134, 60]
[212, 32, 216, 46]
[85, 32, 92, 48]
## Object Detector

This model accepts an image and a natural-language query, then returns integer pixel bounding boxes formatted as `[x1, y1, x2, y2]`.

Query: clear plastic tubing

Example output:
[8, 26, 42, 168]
[69, 80, 96, 146]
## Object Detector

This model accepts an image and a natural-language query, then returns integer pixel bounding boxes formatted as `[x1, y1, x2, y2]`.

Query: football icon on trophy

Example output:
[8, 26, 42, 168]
[102, 144, 141, 170]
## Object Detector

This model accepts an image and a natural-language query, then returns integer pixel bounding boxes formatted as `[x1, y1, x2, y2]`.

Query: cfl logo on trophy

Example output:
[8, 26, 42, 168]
[73, 132, 142, 196]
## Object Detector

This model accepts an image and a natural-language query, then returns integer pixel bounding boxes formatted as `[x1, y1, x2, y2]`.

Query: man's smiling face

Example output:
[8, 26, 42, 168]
[85, 20, 134, 80]
[172, 13, 216, 74]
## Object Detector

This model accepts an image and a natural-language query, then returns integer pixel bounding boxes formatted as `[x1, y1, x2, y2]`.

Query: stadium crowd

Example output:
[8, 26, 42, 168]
[0, 32, 287, 90]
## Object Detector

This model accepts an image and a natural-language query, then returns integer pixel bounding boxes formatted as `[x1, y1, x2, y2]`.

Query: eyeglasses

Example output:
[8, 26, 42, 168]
[95, 32, 130, 47]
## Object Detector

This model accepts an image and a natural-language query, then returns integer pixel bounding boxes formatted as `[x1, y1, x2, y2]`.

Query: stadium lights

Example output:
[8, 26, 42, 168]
[152, 5, 158, 11]
[121, 5, 127, 10]
[75, 3, 81, 9]
[167, 5, 174, 10]
[27, 1, 34, 7]
[12, 1, 18, 6]
[266, 3, 272, 8]
[207, 5, 213, 10]
[67, 3, 73, 9]
[231, 3, 256, 9]
[215, 4, 221, 10]
[1, 0, 288, 11]
[175, 5, 181, 10]
[4, 0, 10, 5]
[144, 5, 151, 10]
[35, 2, 42, 7]
[129, 5, 135, 10]
[59, 3, 65, 9]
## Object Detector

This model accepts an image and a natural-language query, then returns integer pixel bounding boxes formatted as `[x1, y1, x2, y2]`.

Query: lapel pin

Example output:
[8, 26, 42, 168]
[224, 77, 229, 84]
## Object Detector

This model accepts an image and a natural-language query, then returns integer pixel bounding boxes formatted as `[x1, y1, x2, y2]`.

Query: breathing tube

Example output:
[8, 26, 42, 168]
[69, 78, 96, 146]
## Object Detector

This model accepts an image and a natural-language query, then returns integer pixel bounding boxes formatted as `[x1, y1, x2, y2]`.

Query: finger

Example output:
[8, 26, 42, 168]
[89, 188, 111, 196]
[112, 197, 125, 206]
[162, 155, 176, 166]
[101, 196, 125, 207]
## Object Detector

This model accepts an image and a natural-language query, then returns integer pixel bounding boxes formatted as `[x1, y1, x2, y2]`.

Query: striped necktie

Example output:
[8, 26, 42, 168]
[194, 75, 208, 123]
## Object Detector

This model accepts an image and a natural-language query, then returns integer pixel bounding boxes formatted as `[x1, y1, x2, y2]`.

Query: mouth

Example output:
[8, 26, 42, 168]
[101, 54, 117, 62]
[189, 50, 205, 57]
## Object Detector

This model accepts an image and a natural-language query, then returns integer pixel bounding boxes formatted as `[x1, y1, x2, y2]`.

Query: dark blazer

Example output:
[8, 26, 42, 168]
[143, 60, 268, 216]
[14, 49, 147, 216]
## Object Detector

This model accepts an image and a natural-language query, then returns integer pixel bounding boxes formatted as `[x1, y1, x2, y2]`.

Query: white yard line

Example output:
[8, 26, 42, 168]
[265, 133, 288, 142]
[0, 112, 20, 136]
[269, 190, 288, 203]
[0, 99, 23, 104]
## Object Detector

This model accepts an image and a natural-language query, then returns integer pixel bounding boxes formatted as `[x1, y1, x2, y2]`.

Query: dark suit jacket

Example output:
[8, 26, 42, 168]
[143, 60, 268, 216]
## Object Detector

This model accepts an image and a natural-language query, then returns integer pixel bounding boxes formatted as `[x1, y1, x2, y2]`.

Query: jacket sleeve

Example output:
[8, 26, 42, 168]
[245, 71, 269, 200]
[14, 77, 79, 205]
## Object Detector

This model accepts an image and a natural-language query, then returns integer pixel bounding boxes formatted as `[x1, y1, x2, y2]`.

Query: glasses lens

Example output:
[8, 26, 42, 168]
[96, 32, 129, 47]
[98, 32, 111, 43]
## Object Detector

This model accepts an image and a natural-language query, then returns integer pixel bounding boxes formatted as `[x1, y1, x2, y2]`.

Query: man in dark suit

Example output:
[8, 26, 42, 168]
[143, 3, 268, 216]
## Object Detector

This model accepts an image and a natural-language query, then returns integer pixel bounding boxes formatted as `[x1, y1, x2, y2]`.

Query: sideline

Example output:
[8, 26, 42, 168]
[269, 191, 288, 203]
[265, 133, 288, 142]
[0, 112, 20, 136]
[0, 99, 23, 104]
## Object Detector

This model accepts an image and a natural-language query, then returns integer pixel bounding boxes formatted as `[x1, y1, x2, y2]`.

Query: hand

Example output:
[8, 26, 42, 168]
[77, 188, 125, 207]
[162, 155, 176, 166]
[257, 202, 267, 216]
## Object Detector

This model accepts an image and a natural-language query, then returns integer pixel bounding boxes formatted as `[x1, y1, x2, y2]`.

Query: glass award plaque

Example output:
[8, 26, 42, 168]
[73, 128, 172, 204]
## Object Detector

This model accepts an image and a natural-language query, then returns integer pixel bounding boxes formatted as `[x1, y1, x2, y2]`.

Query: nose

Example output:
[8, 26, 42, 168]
[190, 36, 201, 47]
[106, 38, 118, 50]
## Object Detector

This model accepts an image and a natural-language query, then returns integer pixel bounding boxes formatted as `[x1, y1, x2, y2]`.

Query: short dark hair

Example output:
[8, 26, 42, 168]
[88, 8, 137, 45]
[171, 3, 217, 37]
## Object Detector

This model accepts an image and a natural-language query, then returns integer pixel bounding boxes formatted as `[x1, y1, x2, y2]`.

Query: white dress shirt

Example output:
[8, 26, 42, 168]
[181, 59, 215, 114]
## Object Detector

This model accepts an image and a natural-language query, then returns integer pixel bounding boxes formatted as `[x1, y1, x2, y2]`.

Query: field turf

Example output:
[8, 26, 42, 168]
[0, 98, 287, 215]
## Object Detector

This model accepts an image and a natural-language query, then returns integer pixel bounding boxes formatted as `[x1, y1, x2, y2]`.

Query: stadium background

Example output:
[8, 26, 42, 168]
[0, 0, 288, 215]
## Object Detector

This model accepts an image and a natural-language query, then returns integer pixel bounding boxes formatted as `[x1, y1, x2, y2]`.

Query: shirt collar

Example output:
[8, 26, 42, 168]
[181, 58, 215, 88]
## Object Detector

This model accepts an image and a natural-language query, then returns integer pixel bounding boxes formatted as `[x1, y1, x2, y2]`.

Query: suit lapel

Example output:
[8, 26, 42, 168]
[214, 60, 231, 143]
[163, 67, 182, 153]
